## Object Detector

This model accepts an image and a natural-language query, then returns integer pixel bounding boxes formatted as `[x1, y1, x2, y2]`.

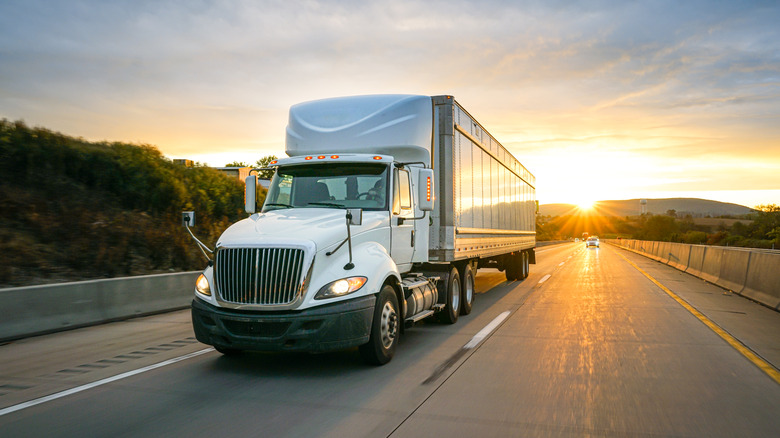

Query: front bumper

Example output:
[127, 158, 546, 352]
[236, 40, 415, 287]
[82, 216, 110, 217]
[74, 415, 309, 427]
[191, 295, 375, 352]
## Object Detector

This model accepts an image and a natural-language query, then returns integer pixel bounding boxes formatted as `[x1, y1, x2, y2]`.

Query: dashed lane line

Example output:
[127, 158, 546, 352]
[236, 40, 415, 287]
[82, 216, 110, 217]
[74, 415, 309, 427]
[0, 348, 215, 417]
[423, 311, 512, 385]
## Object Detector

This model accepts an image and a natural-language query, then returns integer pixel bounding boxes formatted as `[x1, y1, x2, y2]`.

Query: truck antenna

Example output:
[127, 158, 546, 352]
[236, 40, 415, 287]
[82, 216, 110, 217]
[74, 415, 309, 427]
[344, 210, 355, 270]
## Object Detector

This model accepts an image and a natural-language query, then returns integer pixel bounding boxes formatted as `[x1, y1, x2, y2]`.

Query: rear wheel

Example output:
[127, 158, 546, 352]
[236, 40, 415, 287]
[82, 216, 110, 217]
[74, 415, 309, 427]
[438, 266, 461, 324]
[505, 253, 521, 281]
[359, 285, 399, 365]
[520, 251, 529, 279]
[460, 264, 475, 315]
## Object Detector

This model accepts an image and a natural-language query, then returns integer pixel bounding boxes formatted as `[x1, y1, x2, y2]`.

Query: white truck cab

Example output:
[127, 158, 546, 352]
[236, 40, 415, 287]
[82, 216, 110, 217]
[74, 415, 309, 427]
[189, 95, 536, 365]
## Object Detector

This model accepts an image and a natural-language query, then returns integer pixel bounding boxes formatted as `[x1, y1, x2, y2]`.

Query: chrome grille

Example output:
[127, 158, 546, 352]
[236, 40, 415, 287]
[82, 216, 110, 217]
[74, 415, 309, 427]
[215, 247, 306, 305]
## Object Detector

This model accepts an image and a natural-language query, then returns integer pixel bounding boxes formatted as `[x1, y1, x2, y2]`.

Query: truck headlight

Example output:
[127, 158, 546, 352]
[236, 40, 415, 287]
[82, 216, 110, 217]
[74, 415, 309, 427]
[315, 277, 367, 300]
[196, 274, 211, 296]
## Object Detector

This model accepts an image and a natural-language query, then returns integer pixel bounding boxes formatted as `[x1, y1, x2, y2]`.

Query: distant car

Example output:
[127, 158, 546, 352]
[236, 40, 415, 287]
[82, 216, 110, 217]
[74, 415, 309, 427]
[586, 237, 600, 248]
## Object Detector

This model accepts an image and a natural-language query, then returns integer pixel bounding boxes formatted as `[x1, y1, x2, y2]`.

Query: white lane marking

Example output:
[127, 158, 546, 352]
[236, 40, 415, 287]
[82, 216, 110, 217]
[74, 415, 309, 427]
[464, 311, 511, 349]
[537, 274, 552, 284]
[558, 262, 565, 267]
[0, 348, 214, 417]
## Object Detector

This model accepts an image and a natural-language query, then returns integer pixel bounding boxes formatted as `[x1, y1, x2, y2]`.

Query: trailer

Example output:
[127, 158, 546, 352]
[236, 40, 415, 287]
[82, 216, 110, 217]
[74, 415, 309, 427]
[188, 94, 536, 365]
[429, 95, 536, 276]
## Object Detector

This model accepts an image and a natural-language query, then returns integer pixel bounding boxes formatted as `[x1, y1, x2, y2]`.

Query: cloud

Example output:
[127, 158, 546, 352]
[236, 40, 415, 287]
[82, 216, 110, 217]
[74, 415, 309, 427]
[1, 0, 779, 205]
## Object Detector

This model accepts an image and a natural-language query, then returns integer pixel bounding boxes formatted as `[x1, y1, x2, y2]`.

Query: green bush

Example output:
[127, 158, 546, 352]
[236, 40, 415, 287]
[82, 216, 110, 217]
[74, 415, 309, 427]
[0, 119, 250, 287]
[682, 231, 707, 244]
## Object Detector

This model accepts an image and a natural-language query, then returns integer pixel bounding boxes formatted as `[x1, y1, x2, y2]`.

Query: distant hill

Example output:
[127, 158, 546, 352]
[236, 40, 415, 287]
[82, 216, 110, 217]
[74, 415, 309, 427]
[540, 198, 755, 218]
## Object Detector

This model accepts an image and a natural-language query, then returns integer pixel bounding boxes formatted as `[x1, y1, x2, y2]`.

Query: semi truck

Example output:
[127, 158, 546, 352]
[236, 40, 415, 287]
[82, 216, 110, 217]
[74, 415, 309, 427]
[188, 94, 536, 365]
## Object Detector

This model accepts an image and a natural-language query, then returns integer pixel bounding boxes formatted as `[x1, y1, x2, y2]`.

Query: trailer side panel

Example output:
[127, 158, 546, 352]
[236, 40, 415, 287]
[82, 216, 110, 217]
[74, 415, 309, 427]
[430, 96, 536, 262]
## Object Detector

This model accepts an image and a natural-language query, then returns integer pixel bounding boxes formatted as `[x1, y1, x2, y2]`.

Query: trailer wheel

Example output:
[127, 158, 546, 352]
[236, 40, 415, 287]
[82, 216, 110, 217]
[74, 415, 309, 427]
[359, 285, 399, 365]
[521, 251, 530, 279]
[505, 253, 521, 281]
[460, 264, 475, 316]
[438, 266, 461, 324]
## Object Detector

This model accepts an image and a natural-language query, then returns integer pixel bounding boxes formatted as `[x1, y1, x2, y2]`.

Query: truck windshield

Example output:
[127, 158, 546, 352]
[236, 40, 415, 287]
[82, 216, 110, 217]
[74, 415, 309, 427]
[262, 163, 389, 212]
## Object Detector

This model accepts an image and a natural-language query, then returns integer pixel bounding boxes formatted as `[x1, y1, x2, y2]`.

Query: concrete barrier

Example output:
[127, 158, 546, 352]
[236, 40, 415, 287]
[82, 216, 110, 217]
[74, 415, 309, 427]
[658, 242, 673, 265]
[699, 246, 723, 285]
[0, 271, 199, 342]
[686, 245, 707, 278]
[741, 252, 780, 309]
[606, 239, 779, 311]
[667, 243, 691, 271]
[645, 241, 660, 261]
[715, 249, 751, 293]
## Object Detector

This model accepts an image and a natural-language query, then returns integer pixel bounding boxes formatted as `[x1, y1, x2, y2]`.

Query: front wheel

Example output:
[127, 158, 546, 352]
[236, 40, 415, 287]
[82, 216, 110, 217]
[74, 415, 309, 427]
[215, 346, 242, 356]
[359, 285, 399, 365]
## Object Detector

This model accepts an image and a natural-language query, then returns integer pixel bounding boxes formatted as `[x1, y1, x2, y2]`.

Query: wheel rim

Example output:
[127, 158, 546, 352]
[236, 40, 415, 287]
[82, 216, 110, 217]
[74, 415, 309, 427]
[380, 301, 398, 349]
[452, 276, 460, 312]
[465, 273, 474, 304]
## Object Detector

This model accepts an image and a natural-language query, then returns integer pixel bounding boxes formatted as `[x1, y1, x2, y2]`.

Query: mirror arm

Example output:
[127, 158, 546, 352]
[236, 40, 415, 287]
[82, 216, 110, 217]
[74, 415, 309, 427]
[184, 221, 213, 262]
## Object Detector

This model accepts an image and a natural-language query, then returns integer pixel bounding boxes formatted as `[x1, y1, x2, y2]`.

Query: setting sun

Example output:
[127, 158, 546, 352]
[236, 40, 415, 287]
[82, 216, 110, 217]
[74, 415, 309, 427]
[577, 199, 596, 210]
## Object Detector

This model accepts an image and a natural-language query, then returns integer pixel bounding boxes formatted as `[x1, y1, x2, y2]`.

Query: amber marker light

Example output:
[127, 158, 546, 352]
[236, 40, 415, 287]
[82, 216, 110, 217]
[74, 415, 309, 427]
[317, 155, 326, 159]
[270, 160, 277, 164]
[426, 176, 432, 201]
[331, 155, 339, 159]
[373, 156, 383, 160]
[305, 156, 313, 160]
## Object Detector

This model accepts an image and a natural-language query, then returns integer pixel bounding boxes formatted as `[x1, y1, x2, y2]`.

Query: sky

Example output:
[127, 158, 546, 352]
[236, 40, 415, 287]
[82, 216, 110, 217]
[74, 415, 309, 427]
[1, 0, 779, 208]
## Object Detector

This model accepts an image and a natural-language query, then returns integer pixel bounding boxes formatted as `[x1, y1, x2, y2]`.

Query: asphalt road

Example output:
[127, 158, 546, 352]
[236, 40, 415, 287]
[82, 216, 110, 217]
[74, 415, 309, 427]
[1, 242, 779, 437]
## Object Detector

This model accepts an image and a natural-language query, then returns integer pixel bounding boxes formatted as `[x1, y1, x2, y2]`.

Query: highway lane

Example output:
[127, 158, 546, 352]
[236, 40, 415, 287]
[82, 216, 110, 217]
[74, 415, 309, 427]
[394, 244, 780, 437]
[1, 242, 779, 437]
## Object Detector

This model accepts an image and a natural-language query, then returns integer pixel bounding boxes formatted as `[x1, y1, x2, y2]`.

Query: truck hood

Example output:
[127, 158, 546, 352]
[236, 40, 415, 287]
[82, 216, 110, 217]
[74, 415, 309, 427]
[216, 208, 385, 252]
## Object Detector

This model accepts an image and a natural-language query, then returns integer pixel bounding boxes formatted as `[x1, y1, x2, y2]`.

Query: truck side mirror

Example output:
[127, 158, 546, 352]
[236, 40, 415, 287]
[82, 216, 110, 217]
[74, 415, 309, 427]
[347, 208, 362, 226]
[182, 211, 195, 227]
[418, 169, 434, 211]
[245, 175, 257, 213]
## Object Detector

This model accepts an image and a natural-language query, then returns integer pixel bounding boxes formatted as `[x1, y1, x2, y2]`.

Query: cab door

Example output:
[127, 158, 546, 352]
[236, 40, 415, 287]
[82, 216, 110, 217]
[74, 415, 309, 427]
[390, 168, 415, 272]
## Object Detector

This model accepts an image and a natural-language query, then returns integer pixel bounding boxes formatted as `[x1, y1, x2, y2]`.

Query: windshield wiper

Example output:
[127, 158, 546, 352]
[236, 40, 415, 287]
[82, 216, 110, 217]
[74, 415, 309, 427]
[264, 203, 293, 209]
[307, 202, 345, 208]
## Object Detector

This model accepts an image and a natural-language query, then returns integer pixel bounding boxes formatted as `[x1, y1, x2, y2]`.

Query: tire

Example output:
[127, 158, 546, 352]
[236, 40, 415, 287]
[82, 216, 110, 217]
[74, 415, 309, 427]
[522, 251, 531, 280]
[359, 285, 400, 365]
[505, 253, 521, 281]
[215, 346, 242, 356]
[438, 267, 461, 324]
[460, 264, 475, 316]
